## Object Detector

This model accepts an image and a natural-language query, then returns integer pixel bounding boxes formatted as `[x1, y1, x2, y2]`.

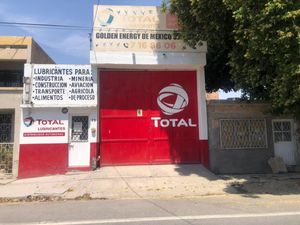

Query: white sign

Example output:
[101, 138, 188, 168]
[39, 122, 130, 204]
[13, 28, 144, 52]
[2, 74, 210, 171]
[92, 5, 205, 53]
[20, 109, 68, 144]
[25, 64, 97, 106]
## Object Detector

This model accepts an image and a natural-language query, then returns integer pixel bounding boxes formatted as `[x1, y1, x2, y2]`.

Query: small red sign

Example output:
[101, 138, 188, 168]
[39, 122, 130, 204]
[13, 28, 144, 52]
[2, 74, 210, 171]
[23, 132, 65, 137]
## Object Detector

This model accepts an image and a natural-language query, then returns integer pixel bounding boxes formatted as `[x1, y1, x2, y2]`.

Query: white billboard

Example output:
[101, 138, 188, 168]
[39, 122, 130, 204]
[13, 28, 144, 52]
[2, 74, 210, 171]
[92, 5, 206, 53]
[24, 64, 97, 107]
[20, 108, 68, 144]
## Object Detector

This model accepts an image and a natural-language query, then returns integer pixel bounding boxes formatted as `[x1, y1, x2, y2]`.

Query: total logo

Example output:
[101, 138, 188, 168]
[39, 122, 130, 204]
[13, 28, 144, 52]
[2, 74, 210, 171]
[152, 83, 197, 128]
[98, 8, 114, 27]
[23, 117, 34, 127]
[157, 83, 188, 116]
[23, 117, 64, 127]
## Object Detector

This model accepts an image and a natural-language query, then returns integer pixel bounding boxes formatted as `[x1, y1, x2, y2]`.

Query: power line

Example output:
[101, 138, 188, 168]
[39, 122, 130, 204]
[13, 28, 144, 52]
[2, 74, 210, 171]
[0, 21, 90, 31]
[0, 21, 182, 33]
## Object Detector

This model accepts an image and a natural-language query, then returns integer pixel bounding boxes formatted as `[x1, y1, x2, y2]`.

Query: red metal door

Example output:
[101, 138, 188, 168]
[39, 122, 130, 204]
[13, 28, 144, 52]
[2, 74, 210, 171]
[100, 71, 200, 165]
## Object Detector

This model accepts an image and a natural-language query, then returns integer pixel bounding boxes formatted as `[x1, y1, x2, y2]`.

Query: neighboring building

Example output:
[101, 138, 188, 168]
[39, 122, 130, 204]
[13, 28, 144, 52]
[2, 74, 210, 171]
[0, 36, 54, 177]
[207, 100, 300, 174]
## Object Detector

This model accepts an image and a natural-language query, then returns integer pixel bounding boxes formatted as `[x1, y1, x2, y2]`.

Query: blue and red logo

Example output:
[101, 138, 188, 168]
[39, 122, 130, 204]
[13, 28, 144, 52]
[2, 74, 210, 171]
[98, 8, 114, 27]
[23, 117, 34, 127]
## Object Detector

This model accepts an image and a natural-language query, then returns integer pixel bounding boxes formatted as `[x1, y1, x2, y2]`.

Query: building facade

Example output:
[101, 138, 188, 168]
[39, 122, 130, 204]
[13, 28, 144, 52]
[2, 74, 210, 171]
[19, 64, 97, 178]
[14, 5, 300, 178]
[208, 100, 300, 174]
[17, 6, 209, 178]
[91, 5, 209, 168]
[0, 36, 54, 177]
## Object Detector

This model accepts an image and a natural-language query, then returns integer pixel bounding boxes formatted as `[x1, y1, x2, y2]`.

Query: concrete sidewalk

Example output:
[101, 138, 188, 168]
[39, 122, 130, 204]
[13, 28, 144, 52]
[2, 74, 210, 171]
[2, 165, 300, 202]
[0, 165, 230, 201]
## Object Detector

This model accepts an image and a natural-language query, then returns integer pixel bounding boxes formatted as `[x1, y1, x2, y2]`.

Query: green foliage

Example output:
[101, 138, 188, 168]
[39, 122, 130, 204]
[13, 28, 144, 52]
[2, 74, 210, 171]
[166, 0, 235, 92]
[225, 0, 300, 114]
[166, 0, 300, 115]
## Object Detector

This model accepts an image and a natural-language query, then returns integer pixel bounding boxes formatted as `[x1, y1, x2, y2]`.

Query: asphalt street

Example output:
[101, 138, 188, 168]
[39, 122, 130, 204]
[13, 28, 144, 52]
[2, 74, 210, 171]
[1, 195, 300, 225]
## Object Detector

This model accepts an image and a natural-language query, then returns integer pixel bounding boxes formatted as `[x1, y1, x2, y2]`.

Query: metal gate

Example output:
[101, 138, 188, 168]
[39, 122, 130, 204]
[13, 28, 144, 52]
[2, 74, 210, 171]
[0, 113, 13, 174]
[99, 71, 201, 165]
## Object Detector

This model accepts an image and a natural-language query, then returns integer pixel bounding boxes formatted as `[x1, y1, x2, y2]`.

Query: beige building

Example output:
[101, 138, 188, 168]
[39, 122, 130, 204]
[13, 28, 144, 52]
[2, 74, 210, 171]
[206, 92, 219, 100]
[0, 36, 54, 177]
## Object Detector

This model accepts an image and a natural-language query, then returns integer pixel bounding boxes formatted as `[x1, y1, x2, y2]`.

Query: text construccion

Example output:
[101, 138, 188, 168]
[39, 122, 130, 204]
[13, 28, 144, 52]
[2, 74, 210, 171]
[31, 66, 96, 104]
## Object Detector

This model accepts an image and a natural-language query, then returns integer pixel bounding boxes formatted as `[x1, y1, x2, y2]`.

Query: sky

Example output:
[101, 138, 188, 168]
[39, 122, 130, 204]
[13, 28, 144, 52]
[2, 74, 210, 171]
[0, 0, 240, 99]
[0, 0, 162, 64]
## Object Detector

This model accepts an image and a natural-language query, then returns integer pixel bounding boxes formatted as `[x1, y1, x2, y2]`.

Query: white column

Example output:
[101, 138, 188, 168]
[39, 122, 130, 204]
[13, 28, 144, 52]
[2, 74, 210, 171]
[196, 67, 208, 140]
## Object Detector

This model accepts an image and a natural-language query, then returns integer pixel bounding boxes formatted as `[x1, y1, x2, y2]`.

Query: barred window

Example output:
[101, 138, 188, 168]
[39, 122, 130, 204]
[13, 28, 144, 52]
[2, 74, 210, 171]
[0, 113, 13, 174]
[0, 144, 13, 173]
[71, 116, 89, 142]
[0, 70, 23, 87]
[220, 119, 267, 149]
[273, 121, 292, 142]
[0, 113, 13, 143]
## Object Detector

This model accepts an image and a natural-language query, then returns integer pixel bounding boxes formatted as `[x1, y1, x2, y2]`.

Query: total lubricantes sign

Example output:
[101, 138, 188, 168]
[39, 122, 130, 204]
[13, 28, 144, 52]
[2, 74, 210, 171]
[23, 117, 65, 137]
[93, 5, 203, 53]
[24, 64, 97, 106]
[20, 109, 68, 144]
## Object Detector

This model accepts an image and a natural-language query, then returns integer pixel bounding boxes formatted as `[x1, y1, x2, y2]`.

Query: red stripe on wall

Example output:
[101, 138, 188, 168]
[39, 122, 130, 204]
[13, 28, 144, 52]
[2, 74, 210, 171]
[18, 144, 68, 178]
[199, 140, 209, 168]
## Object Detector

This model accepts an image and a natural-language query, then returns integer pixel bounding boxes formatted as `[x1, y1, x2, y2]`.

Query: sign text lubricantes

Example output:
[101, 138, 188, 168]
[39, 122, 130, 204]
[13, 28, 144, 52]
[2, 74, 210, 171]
[28, 65, 97, 106]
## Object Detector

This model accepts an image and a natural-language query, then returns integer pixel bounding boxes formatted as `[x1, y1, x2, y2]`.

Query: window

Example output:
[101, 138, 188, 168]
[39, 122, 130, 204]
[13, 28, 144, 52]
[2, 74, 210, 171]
[0, 45, 27, 49]
[0, 70, 23, 87]
[220, 119, 267, 149]
[71, 116, 89, 142]
[273, 121, 292, 142]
